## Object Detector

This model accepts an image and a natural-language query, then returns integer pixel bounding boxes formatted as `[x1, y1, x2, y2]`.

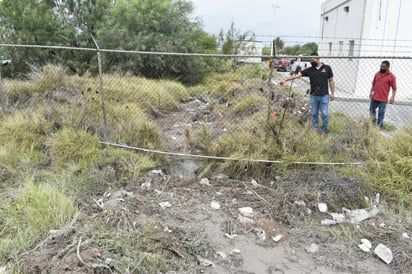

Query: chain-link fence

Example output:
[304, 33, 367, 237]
[1, 44, 411, 179]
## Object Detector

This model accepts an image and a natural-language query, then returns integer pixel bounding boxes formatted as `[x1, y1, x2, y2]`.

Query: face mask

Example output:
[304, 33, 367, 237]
[311, 61, 317, 67]
[380, 68, 387, 73]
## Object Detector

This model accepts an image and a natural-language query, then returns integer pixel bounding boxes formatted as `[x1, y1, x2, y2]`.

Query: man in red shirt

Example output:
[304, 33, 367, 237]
[369, 60, 397, 128]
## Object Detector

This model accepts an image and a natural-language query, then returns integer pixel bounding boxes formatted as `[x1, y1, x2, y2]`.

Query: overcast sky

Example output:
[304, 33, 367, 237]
[190, 0, 325, 46]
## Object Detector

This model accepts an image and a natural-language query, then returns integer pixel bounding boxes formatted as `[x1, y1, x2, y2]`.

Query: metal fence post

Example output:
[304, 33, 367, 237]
[91, 36, 108, 140]
[265, 47, 276, 144]
[0, 59, 12, 113]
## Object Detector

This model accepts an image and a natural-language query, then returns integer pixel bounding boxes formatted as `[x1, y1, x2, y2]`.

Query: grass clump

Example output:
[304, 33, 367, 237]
[83, 220, 185, 273]
[46, 128, 100, 172]
[0, 110, 54, 152]
[234, 93, 267, 115]
[363, 126, 412, 209]
[0, 179, 79, 262]
[102, 75, 190, 116]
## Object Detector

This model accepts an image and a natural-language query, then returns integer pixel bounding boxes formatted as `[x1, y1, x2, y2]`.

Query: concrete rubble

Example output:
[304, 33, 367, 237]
[374, 243, 393, 264]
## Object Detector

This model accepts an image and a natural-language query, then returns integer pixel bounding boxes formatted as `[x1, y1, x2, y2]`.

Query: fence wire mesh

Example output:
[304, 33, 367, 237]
[1, 45, 411, 179]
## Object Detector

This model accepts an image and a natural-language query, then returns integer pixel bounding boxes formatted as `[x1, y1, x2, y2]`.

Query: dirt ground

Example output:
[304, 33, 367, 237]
[17, 80, 412, 274]
[19, 169, 410, 274]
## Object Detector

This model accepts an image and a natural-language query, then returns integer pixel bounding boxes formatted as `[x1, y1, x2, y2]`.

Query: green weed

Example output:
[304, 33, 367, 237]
[0, 180, 79, 262]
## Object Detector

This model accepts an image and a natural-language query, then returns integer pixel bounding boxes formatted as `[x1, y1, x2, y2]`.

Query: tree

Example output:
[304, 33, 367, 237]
[0, 0, 112, 75]
[284, 42, 318, 56]
[52, 0, 112, 73]
[220, 22, 255, 55]
[95, 0, 213, 84]
[219, 22, 257, 70]
[298, 42, 318, 55]
[0, 0, 217, 83]
[273, 37, 284, 54]
[0, 0, 61, 76]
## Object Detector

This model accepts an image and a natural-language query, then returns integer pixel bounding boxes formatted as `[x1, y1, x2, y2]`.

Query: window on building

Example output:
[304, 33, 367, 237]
[348, 40, 354, 60]
[344, 6, 349, 12]
[338, 41, 343, 56]
[324, 16, 329, 21]
[328, 42, 332, 56]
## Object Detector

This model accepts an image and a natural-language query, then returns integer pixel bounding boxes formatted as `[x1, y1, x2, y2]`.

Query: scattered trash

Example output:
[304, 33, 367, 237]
[379, 223, 386, 228]
[272, 234, 283, 242]
[159, 201, 171, 209]
[92, 247, 102, 256]
[306, 243, 319, 254]
[358, 239, 372, 252]
[141, 179, 152, 191]
[210, 200, 221, 210]
[359, 243, 370, 252]
[149, 169, 164, 176]
[328, 212, 346, 223]
[344, 207, 380, 224]
[238, 207, 254, 224]
[250, 179, 260, 188]
[318, 203, 328, 213]
[294, 200, 306, 207]
[231, 248, 241, 254]
[197, 255, 215, 267]
[113, 189, 133, 198]
[238, 214, 254, 224]
[254, 228, 266, 241]
[238, 207, 253, 217]
[199, 178, 211, 186]
[103, 198, 124, 208]
[374, 243, 393, 264]
[323, 205, 381, 226]
[375, 193, 380, 204]
[224, 233, 237, 239]
[320, 219, 337, 226]
[402, 232, 410, 239]
[214, 173, 228, 180]
[361, 239, 372, 249]
[216, 251, 227, 259]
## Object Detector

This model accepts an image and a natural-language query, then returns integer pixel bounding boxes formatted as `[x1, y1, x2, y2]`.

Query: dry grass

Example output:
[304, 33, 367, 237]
[0, 63, 410, 273]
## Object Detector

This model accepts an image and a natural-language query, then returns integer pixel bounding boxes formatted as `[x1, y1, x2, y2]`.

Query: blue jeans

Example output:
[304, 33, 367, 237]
[369, 99, 386, 128]
[310, 95, 329, 133]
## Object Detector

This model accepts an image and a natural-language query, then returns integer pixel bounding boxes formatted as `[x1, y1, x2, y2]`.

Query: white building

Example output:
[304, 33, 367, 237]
[236, 41, 263, 64]
[318, 0, 412, 99]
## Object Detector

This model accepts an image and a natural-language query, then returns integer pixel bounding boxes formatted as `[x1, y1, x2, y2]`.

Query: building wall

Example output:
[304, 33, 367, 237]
[319, 0, 411, 100]
[319, 0, 365, 96]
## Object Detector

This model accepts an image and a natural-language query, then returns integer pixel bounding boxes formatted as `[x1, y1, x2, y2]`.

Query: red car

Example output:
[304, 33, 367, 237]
[269, 58, 290, 72]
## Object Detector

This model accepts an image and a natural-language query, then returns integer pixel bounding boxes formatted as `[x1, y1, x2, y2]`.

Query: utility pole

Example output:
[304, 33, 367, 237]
[270, 3, 280, 56]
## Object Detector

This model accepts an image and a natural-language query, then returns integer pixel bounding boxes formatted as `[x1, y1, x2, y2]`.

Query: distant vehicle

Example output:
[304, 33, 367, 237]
[290, 55, 311, 73]
[270, 58, 290, 72]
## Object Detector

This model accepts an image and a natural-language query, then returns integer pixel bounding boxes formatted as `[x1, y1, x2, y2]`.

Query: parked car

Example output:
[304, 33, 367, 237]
[290, 55, 311, 73]
[269, 58, 290, 72]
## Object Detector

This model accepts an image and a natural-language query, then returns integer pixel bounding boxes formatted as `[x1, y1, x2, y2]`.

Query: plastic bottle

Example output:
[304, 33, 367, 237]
[375, 193, 380, 204]
[320, 219, 337, 226]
